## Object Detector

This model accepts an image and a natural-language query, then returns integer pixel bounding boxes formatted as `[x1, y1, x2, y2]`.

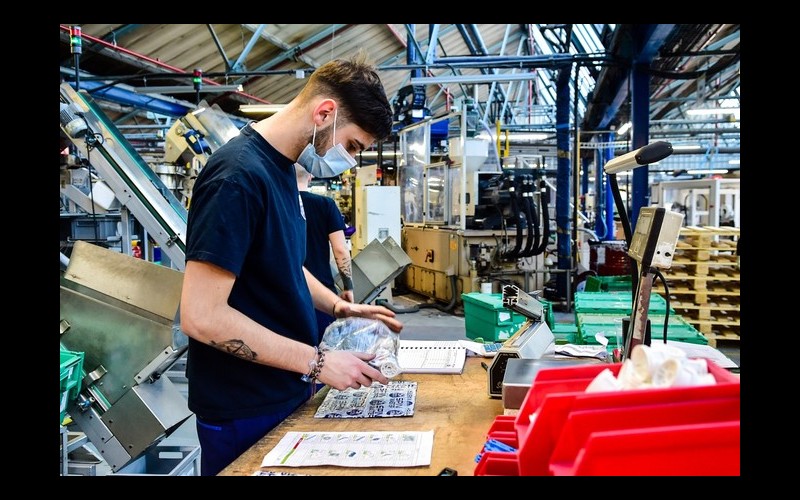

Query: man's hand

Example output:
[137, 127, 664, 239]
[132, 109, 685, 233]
[340, 289, 355, 303]
[317, 350, 389, 390]
[337, 301, 403, 333]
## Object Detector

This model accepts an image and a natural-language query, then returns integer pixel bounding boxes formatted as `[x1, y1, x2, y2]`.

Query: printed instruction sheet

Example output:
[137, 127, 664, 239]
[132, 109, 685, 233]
[261, 430, 434, 468]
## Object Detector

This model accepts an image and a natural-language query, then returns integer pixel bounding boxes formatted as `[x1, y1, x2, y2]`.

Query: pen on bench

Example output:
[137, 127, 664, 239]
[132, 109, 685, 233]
[481, 362, 489, 371]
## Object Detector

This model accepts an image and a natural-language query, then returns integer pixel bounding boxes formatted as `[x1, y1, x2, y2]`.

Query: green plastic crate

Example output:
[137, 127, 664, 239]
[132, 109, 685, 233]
[465, 316, 528, 342]
[462, 293, 528, 342]
[576, 312, 691, 329]
[60, 349, 84, 425]
[573, 291, 670, 315]
[584, 275, 633, 292]
[578, 315, 708, 346]
[552, 323, 579, 345]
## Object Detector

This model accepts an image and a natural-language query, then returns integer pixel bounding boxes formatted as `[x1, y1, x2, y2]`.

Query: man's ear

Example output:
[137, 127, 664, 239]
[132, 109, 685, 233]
[312, 99, 337, 126]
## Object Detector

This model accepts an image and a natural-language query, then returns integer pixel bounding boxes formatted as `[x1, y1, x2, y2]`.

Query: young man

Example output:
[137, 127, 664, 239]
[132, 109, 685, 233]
[179, 52, 402, 476]
[296, 164, 355, 338]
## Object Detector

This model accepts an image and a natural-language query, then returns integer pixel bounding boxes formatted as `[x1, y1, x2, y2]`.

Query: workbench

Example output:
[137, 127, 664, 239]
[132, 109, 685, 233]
[219, 357, 504, 476]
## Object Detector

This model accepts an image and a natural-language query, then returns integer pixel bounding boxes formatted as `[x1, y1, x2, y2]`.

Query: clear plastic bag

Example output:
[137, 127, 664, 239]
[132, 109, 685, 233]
[320, 318, 401, 378]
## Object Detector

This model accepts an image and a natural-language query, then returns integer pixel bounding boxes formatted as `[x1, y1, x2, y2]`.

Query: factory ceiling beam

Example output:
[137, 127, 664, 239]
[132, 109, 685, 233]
[237, 24, 348, 84]
[206, 24, 234, 72]
[425, 24, 441, 64]
[604, 24, 674, 129]
[231, 24, 266, 73]
[99, 24, 143, 44]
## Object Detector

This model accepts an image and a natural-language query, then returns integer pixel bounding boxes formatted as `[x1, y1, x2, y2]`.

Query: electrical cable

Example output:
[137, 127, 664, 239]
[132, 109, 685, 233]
[505, 176, 524, 259]
[521, 178, 536, 258]
[651, 268, 671, 345]
[533, 180, 550, 255]
[79, 114, 106, 246]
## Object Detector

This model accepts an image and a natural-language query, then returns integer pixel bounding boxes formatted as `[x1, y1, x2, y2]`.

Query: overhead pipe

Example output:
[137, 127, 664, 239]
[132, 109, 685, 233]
[651, 118, 740, 125]
[649, 128, 740, 136]
[432, 53, 605, 68]
[70, 80, 191, 117]
[59, 25, 268, 104]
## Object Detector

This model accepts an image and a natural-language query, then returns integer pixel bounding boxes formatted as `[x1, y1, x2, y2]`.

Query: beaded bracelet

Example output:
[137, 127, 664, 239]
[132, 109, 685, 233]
[301, 346, 326, 383]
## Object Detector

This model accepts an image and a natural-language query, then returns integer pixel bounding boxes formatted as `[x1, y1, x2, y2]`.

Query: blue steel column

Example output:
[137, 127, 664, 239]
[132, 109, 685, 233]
[604, 136, 615, 240]
[630, 63, 650, 228]
[594, 136, 610, 240]
[407, 25, 422, 78]
[555, 66, 571, 298]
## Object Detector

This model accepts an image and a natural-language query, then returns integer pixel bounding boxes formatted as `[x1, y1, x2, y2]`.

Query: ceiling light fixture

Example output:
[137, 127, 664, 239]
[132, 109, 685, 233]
[359, 151, 402, 158]
[134, 84, 243, 94]
[686, 107, 740, 116]
[410, 72, 538, 85]
[616, 121, 632, 136]
[239, 104, 287, 114]
[687, 169, 729, 175]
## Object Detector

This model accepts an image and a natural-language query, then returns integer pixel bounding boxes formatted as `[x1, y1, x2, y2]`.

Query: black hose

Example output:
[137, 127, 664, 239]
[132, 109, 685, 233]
[375, 299, 420, 314]
[651, 268, 671, 344]
[521, 186, 536, 257]
[505, 186, 524, 259]
[526, 187, 541, 257]
[533, 180, 550, 255]
[377, 275, 460, 314]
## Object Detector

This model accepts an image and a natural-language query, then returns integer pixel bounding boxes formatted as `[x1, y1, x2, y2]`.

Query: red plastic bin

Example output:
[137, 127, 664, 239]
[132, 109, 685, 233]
[475, 360, 740, 476]
[547, 397, 740, 475]
[554, 420, 740, 476]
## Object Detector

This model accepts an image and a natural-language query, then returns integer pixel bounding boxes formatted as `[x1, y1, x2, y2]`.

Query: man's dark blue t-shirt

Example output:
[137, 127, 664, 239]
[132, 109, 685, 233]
[184, 124, 317, 421]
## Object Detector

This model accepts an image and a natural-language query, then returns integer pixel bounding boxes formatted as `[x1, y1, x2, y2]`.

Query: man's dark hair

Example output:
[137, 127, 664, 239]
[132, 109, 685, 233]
[299, 50, 393, 141]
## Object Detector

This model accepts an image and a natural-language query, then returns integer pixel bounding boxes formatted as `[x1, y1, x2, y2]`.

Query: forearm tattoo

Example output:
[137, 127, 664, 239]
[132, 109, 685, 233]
[337, 254, 354, 290]
[211, 339, 257, 360]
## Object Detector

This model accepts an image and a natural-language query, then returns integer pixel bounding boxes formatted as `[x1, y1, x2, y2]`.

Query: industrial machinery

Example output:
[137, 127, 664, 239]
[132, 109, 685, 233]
[397, 111, 555, 305]
[486, 284, 555, 398]
[60, 84, 214, 474]
[60, 241, 193, 473]
[161, 101, 240, 207]
[60, 82, 189, 270]
[336, 236, 412, 305]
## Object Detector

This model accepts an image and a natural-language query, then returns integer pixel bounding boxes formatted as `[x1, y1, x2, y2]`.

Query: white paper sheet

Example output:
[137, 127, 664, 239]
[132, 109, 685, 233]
[261, 430, 434, 468]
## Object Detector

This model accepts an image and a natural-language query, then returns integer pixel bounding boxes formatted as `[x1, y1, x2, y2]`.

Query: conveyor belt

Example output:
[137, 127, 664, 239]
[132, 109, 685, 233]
[60, 83, 188, 270]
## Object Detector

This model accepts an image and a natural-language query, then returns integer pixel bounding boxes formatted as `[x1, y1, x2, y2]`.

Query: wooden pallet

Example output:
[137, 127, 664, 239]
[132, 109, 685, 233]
[685, 318, 740, 335]
[667, 268, 740, 290]
[667, 285, 740, 305]
[673, 303, 740, 321]
[703, 329, 741, 348]
[670, 259, 738, 276]
[680, 226, 740, 240]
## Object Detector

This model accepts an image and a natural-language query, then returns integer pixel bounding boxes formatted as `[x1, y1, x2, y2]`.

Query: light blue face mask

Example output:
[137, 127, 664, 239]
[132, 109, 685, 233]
[297, 109, 357, 179]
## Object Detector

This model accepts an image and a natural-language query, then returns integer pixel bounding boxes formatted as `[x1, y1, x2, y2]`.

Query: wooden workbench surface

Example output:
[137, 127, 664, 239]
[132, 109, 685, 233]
[219, 357, 504, 476]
